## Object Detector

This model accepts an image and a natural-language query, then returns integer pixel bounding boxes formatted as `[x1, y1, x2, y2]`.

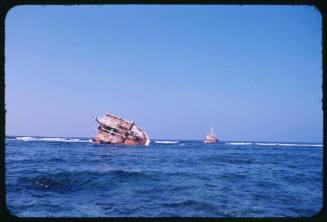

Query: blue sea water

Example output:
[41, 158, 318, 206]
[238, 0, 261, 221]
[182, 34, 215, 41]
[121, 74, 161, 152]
[5, 136, 323, 217]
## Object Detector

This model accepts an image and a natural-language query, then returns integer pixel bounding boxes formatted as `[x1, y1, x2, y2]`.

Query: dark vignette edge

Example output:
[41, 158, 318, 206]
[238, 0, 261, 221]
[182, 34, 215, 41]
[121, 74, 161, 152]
[0, 0, 326, 222]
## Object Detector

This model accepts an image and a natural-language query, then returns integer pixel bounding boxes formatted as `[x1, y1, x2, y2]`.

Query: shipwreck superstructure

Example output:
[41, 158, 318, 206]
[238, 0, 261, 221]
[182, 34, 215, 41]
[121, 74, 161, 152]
[93, 113, 150, 146]
[204, 128, 218, 144]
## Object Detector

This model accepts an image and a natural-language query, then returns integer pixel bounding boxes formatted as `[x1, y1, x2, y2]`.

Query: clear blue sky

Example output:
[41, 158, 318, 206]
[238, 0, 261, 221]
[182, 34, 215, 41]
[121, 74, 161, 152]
[5, 5, 322, 142]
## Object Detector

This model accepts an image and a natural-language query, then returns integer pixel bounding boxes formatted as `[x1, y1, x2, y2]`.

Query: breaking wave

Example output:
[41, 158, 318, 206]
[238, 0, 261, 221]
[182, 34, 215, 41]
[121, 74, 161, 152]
[15, 137, 92, 143]
[227, 142, 253, 145]
[255, 143, 322, 147]
[154, 140, 179, 144]
[225, 142, 322, 147]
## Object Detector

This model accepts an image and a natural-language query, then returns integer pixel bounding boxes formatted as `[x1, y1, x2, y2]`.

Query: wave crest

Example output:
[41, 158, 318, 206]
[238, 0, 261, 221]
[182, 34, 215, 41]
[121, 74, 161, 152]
[255, 143, 322, 147]
[154, 140, 179, 144]
[227, 142, 253, 145]
[15, 137, 91, 143]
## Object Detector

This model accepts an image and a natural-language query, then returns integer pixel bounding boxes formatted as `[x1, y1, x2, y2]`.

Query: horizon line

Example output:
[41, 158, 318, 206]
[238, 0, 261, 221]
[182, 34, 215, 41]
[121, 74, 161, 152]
[5, 134, 323, 144]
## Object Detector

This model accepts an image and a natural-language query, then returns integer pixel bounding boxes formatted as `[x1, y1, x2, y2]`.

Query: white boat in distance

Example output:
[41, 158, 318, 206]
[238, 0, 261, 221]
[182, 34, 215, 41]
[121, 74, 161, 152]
[204, 128, 218, 144]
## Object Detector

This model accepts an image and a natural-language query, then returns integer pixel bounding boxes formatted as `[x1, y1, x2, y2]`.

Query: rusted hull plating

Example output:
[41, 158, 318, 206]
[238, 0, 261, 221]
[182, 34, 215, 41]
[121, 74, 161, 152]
[93, 113, 150, 146]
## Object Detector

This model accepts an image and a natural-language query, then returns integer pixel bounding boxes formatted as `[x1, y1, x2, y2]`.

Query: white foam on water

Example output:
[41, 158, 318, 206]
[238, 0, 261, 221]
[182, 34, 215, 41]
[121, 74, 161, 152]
[144, 133, 151, 146]
[15, 136, 91, 143]
[255, 142, 322, 147]
[154, 140, 179, 144]
[16, 136, 34, 141]
[255, 143, 279, 146]
[227, 142, 252, 145]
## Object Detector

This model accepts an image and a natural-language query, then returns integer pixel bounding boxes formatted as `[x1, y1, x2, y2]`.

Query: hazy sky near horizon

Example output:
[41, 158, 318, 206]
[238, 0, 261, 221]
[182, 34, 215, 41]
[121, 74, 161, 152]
[6, 5, 322, 142]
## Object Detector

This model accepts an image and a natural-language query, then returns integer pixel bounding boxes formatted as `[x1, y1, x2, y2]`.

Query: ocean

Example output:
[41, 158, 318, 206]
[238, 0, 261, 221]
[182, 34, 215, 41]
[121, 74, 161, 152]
[5, 136, 323, 217]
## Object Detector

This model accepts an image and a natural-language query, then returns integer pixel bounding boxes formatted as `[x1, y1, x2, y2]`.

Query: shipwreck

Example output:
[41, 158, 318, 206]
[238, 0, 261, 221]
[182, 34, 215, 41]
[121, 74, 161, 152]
[93, 113, 150, 146]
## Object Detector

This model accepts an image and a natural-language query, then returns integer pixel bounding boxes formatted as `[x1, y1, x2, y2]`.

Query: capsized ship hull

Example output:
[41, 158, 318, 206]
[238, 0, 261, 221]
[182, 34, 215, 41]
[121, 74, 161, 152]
[93, 113, 150, 146]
